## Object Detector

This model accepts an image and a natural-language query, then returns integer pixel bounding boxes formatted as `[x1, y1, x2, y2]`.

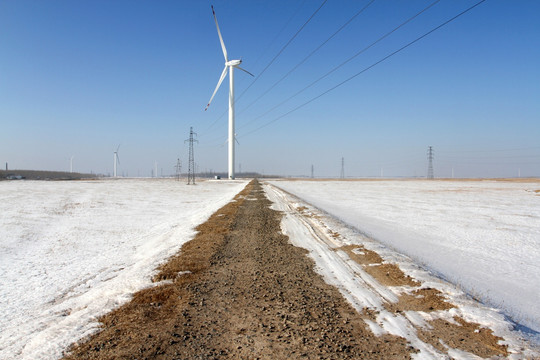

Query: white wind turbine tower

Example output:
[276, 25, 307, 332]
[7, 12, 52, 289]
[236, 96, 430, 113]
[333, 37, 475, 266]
[113, 145, 121, 177]
[205, 5, 253, 180]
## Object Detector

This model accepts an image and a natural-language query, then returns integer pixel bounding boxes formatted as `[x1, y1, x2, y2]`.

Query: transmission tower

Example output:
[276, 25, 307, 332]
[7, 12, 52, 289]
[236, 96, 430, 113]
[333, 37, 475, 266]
[427, 146, 434, 179]
[340, 157, 345, 179]
[174, 158, 182, 181]
[185, 127, 198, 185]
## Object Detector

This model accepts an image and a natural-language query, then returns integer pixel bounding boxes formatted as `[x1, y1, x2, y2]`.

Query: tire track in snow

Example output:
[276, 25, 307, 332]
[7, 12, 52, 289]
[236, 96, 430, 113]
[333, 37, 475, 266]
[264, 182, 536, 359]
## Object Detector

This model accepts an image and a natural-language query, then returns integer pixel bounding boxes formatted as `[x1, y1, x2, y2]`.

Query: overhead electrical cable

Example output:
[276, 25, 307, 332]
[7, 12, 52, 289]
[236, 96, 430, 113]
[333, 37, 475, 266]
[200, 0, 327, 138]
[200, 1, 309, 137]
[236, 0, 328, 102]
[200, 108, 228, 137]
[238, 0, 376, 116]
[240, 0, 442, 130]
[240, 0, 486, 138]
[251, 0, 308, 68]
[438, 146, 540, 153]
[439, 155, 540, 159]
[438, 159, 539, 165]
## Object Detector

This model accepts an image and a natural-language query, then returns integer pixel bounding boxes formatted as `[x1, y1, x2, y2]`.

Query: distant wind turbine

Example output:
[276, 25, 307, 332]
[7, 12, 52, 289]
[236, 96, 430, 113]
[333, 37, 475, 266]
[70, 156, 74, 173]
[113, 145, 121, 177]
[205, 5, 253, 180]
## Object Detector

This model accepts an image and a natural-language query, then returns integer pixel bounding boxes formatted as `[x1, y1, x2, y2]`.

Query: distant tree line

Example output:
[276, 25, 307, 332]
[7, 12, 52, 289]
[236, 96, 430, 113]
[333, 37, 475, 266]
[0, 170, 98, 181]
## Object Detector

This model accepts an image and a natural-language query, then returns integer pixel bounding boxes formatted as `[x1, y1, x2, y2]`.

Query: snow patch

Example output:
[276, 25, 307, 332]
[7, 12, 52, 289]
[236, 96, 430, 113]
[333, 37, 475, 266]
[269, 179, 540, 341]
[0, 179, 248, 359]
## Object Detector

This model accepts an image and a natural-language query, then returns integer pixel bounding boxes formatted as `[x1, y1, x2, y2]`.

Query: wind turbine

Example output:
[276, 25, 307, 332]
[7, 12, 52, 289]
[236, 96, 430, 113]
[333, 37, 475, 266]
[113, 145, 120, 177]
[205, 5, 253, 180]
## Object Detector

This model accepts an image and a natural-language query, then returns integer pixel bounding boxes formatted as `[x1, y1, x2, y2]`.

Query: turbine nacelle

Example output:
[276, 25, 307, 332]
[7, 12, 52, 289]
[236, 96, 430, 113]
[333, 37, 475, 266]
[226, 59, 242, 67]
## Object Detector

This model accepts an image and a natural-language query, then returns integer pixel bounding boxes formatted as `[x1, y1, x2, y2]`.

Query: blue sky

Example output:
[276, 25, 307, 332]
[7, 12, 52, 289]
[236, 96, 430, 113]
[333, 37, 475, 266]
[1, 0, 539, 178]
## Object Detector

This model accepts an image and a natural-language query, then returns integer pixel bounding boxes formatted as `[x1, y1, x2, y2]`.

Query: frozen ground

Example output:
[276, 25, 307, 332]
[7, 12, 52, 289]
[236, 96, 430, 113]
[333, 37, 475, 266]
[2, 177, 538, 359]
[0, 178, 248, 359]
[264, 182, 539, 358]
[268, 179, 540, 342]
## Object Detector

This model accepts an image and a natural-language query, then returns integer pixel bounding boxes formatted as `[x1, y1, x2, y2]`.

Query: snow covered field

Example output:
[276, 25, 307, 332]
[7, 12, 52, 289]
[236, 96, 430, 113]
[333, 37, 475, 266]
[269, 179, 540, 340]
[0, 178, 248, 359]
[2, 177, 538, 359]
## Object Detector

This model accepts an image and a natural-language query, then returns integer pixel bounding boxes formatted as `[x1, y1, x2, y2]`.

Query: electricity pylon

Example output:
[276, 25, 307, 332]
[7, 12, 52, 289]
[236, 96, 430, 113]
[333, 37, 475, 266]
[175, 158, 182, 181]
[427, 146, 434, 179]
[185, 127, 198, 185]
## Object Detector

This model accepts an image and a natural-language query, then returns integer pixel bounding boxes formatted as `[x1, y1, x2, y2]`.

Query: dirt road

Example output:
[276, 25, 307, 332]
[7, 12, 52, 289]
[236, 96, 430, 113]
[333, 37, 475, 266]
[63, 180, 519, 359]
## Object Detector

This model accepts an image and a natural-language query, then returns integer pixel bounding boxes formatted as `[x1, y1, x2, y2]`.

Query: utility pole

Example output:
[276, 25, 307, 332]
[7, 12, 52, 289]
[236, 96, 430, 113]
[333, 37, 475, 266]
[185, 127, 198, 185]
[340, 157, 345, 179]
[427, 146, 434, 179]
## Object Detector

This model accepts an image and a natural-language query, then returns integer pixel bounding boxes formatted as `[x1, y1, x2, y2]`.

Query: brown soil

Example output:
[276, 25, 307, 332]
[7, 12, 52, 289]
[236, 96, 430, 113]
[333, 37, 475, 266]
[391, 288, 454, 313]
[363, 263, 418, 287]
[337, 244, 508, 358]
[417, 317, 508, 358]
[340, 245, 418, 287]
[63, 180, 412, 359]
[340, 245, 384, 265]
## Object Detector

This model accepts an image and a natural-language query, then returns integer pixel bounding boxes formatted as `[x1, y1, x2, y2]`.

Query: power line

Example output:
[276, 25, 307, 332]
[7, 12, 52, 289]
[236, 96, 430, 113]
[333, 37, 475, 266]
[238, 0, 376, 118]
[241, 0, 442, 132]
[439, 154, 540, 160]
[200, 0, 327, 138]
[236, 0, 329, 103]
[239, 0, 442, 132]
[438, 146, 540, 154]
[240, 0, 485, 138]
[438, 159, 539, 165]
[251, 0, 308, 68]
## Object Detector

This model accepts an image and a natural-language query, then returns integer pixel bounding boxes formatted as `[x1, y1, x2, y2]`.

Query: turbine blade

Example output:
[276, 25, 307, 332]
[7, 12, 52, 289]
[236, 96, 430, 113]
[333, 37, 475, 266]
[236, 65, 254, 77]
[205, 65, 228, 111]
[211, 6, 228, 62]
[117, 153, 120, 165]
[116, 144, 121, 153]
[224, 134, 240, 145]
